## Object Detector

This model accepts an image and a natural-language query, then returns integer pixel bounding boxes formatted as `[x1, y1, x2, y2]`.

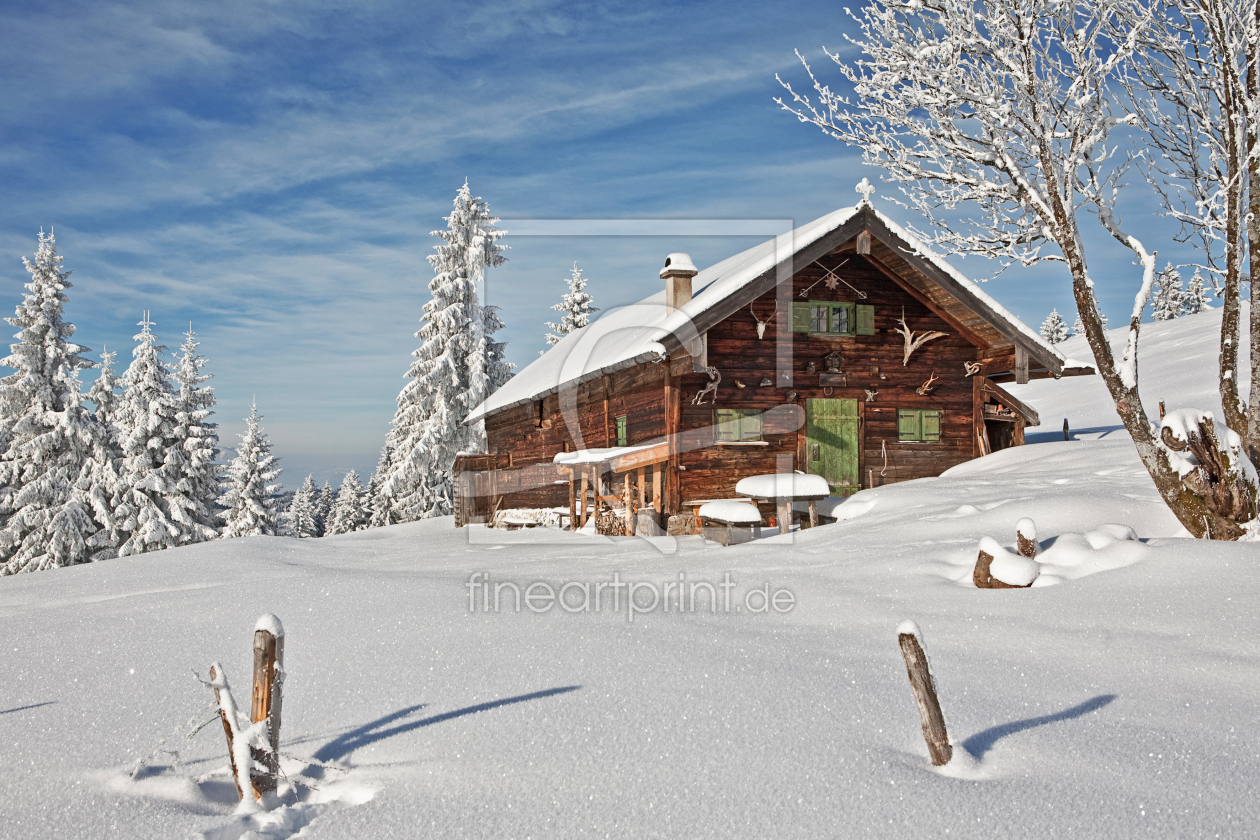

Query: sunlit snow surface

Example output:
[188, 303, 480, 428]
[1, 308, 1258, 838]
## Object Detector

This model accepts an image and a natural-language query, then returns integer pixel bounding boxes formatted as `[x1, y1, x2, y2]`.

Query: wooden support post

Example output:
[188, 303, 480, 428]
[1014, 345, 1029, 385]
[652, 465, 662, 514]
[637, 467, 646, 508]
[776, 499, 792, 534]
[1063, 418, 1070, 441]
[250, 615, 285, 797]
[209, 664, 243, 802]
[897, 621, 952, 766]
[622, 474, 634, 535]
[568, 470, 576, 531]
[579, 470, 589, 528]
[808, 500, 818, 529]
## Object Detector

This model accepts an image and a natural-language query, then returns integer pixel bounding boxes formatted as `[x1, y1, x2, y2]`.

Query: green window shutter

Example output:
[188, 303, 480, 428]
[791, 302, 811, 333]
[715, 409, 736, 441]
[922, 410, 941, 441]
[740, 409, 762, 441]
[898, 409, 921, 442]
[856, 304, 875, 335]
[616, 415, 628, 447]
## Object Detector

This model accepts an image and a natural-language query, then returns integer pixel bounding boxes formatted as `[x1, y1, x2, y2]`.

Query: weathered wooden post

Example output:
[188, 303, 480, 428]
[897, 620, 952, 766]
[250, 614, 285, 797]
[209, 664, 243, 801]
[1062, 418, 1070, 441]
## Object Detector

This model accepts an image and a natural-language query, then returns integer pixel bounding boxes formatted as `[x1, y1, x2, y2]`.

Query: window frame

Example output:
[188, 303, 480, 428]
[791, 301, 874, 336]
[714, 408, 763, 442]
[897, 408, 942, 442]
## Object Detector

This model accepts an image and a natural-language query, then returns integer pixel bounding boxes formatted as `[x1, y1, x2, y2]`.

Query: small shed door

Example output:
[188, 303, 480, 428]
[806, 398, 860, 497]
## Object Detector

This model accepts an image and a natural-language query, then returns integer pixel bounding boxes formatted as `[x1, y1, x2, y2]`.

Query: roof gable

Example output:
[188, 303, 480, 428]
[466, 201, 1091, 423]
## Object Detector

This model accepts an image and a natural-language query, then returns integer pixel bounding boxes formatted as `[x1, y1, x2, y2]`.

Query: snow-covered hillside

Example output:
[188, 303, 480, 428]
[0, 311, 1257, 839]
[1008, 304, 1249, 441]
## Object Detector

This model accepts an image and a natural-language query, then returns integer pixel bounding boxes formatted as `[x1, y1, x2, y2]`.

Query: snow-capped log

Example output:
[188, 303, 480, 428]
[1015, 518, 1039, 559]
[896, 621, 952, 767]
[974, 536, 1039, 589]
[1159, 410, 1258, 530]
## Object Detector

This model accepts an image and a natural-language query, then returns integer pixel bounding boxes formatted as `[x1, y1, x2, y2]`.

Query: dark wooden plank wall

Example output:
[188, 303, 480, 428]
[485, 363, 669, 509]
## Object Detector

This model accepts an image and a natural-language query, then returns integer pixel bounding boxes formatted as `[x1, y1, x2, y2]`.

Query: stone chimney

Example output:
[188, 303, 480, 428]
[661, 253, 698, 313]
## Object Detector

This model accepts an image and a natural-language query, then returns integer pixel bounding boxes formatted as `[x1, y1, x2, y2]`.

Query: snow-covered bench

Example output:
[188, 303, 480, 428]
[697, 500, 763, 545]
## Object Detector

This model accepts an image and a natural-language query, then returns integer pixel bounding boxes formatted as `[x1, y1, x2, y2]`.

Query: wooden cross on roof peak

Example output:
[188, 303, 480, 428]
[856, 178, 876, 205]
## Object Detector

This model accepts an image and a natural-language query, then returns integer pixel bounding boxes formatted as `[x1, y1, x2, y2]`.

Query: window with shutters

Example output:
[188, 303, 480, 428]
[616, 414, 628, 447]
[714, 408, 763, 442]
[791, 301, 875, 336]
[897, 409, 942, 442]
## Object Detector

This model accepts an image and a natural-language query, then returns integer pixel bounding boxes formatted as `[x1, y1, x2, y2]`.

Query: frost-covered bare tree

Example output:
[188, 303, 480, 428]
[777, 0, 1257, 537]
[1119, 0, 1260, 457]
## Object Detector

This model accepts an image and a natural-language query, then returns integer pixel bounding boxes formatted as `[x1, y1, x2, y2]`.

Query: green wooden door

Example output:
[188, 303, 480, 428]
[806, 398, 860, 497]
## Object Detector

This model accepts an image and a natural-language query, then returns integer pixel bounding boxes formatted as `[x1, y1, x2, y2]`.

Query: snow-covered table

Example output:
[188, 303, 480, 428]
[696, 500, 763, 545]
[735, 473, 831, 530]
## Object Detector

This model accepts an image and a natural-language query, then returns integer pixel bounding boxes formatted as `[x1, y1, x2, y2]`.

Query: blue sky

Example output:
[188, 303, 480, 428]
[0, 0, 1203, 488]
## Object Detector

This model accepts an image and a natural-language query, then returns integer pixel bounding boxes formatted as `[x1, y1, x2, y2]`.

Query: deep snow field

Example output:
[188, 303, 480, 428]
[2, 309, 1258, 839]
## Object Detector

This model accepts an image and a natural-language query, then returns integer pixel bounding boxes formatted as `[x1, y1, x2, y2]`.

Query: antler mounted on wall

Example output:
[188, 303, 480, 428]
[963, 361, 982, 377]
[895, 309, 948, 366]
[916, 372, 940, 396]
[749, 301, 777, 339]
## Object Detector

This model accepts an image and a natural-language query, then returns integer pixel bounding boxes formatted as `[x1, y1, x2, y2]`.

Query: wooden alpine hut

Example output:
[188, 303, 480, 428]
[462, 187, 1093, 530]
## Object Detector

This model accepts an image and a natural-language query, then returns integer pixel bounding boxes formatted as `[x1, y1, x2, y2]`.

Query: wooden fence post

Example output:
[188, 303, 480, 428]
[250, 614, 285, 797]
[897, 620, 952, 766]
[209, 663, 243, 801]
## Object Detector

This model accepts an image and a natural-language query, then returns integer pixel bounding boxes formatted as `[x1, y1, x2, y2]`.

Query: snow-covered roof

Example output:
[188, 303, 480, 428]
[466, 201, 1086, 424]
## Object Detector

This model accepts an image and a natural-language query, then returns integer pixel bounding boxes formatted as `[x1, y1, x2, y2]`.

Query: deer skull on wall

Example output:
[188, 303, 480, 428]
[750, 301, 778, 339]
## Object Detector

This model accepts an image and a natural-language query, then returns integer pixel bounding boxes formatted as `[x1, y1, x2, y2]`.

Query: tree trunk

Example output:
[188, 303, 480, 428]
[1057, 208, 1251, 540]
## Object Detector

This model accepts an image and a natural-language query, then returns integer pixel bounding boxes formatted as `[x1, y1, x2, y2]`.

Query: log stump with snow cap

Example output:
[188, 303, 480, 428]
[1015, 518, 1039, 559]
[973, 536, 1039, 589]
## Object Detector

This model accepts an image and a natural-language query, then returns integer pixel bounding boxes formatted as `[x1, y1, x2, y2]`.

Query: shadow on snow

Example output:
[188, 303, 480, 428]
[962, 694, 1117, 760]
[313, 685, 581, 763]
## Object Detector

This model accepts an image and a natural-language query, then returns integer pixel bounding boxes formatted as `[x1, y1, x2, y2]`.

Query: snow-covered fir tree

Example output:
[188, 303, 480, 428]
[315, 481, 335, 536]
[326, 470, 367, 535]
[220, 403, 283, 538]
[1040, 309, 1069, 344]
[1183, 270, 1213, 315]
[385, 181, 513, 520]
[170, 328, 221, 539]
[87, 348, 121, 429]
[1150, 263, 1185, 321]
[114, 315, 211, 554]
[0, 232, 117, 573]
[544, 262, 598, 347]
[286, 475, 319, 538]
[366, 444, 395, 528]
[85, 348, 125, 533]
